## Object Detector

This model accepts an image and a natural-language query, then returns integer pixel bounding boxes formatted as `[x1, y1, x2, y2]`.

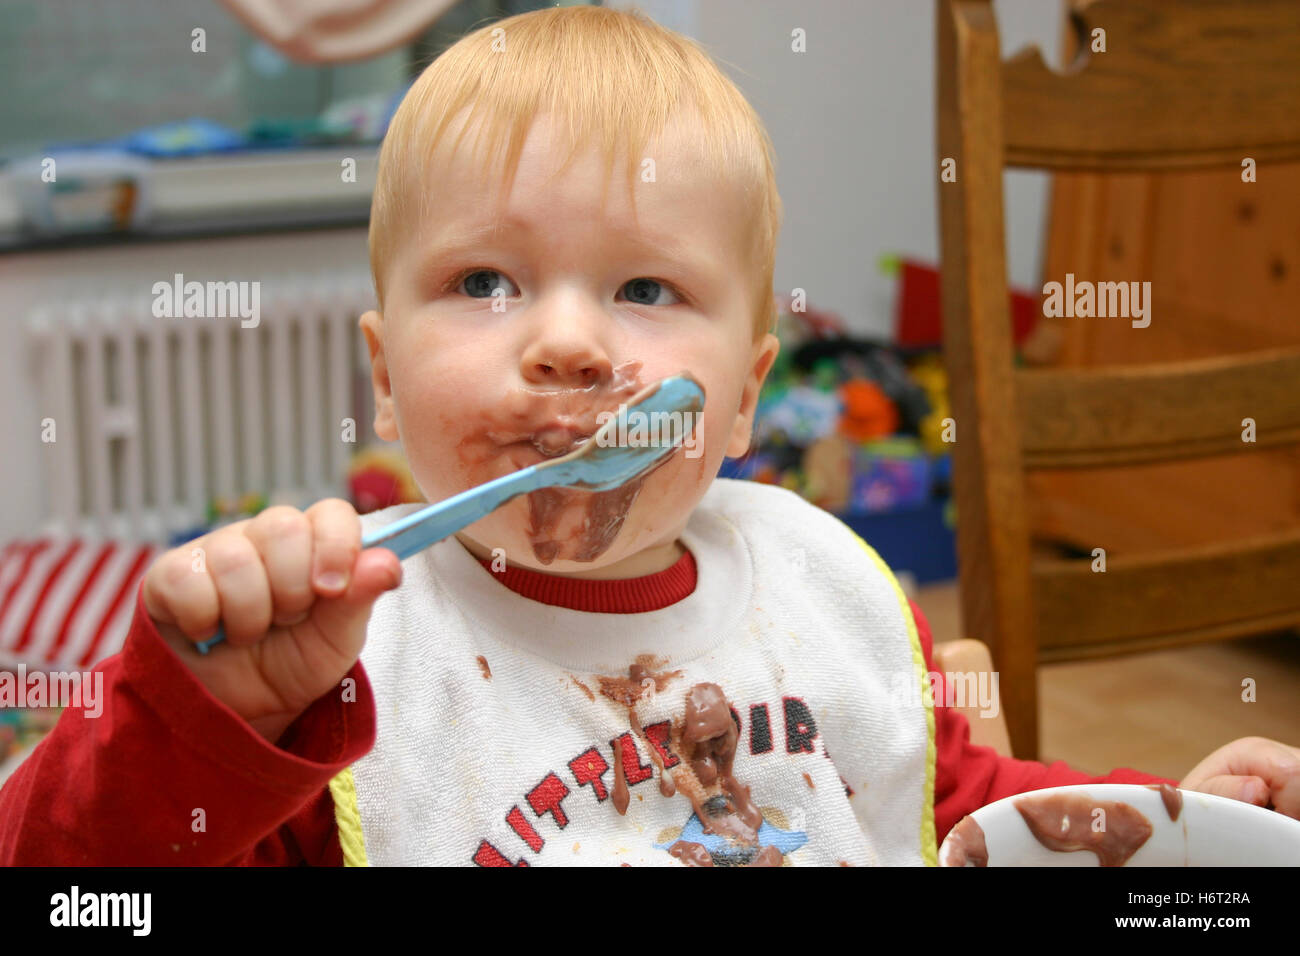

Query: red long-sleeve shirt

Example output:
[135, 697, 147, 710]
[0, 549, 1175, 865]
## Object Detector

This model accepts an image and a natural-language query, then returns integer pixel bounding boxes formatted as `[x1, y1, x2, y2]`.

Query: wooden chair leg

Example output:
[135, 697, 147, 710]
[1002, 640, 1039, 761]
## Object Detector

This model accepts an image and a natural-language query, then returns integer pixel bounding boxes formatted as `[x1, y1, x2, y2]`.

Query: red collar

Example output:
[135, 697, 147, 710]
[474, 547, 697, 613]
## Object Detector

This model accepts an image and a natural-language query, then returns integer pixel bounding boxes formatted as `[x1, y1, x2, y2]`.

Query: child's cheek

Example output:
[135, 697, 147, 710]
[389, 372, 493, 504]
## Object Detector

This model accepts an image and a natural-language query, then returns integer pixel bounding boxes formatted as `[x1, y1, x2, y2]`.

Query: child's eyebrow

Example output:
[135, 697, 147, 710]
[421, 219, 726, 284]
[425, 219, 522, 257]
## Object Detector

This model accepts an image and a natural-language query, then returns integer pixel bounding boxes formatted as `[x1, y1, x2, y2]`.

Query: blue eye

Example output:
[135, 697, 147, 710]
[457, 269, 517, 299]
[448, 270, 681, 305]
[620, 278, 680, 306]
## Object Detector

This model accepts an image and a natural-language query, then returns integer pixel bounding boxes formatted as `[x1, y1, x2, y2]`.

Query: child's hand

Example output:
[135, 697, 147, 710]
[1180, 737, 1300, 819]
[141, 500, 402, 744]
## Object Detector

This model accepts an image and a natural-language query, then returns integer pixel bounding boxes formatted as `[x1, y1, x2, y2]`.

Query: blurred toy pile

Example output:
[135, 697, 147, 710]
[719, 299, 954, 517]
[718, 256, 1043, 584]
[347, 446, 424, 515]
[721, 336, 953, 515]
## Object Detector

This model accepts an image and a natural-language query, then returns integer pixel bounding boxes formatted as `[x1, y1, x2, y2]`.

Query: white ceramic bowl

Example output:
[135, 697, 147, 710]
[938, 783, 1300, 866]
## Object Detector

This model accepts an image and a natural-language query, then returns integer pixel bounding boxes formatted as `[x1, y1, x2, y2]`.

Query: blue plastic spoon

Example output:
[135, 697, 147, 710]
[194, 373, 705, 654]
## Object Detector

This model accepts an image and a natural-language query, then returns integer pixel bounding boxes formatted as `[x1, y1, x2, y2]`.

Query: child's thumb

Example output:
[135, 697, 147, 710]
[1189, 774, 1269, 807]
[310, 548, 403, 648]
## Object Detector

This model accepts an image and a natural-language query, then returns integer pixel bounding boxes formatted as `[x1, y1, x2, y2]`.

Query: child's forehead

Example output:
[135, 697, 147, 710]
[414, 112, 744, 246]
[423, 107, 722, 199]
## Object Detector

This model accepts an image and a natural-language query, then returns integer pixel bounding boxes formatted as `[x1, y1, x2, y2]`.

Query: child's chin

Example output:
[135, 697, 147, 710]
[481, 507, 645, 570]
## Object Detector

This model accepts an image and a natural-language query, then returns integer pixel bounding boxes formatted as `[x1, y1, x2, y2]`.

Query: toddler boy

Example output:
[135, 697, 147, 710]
[2, 6, 1296, 866]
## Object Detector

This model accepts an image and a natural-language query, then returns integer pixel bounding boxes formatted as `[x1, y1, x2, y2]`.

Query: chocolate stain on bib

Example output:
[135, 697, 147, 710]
[596, 658, 784, 867]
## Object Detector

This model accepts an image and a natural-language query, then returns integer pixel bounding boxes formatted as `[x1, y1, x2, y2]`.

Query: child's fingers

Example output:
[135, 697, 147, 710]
[1227, 738, 1300, 819]
[143, 547, 221, 641]
[1190, 774, 1270, 808]
[243, 506, 315, 626]
[203, 533, 273, 646]
[306, 498, 362, 597]
[306, 547, 402, 652]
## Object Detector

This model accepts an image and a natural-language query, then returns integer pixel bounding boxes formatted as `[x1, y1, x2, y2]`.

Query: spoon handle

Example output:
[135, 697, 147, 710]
[359, 464, 544, 561]
[193, 464, 545, 655]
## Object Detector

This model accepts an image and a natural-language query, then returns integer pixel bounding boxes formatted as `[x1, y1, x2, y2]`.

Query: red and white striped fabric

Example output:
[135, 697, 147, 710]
[0, 538, 160, 671]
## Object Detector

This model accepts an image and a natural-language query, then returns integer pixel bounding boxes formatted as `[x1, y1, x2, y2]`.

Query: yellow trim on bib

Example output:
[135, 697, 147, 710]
[329, 767, 369, 867]
[850, 532, 939, 867]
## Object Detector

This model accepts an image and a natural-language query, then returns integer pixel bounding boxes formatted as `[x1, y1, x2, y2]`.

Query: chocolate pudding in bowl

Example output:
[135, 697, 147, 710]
[938, 783, 1300, 866]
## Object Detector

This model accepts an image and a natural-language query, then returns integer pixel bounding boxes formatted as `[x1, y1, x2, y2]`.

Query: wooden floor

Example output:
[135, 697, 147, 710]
[913, 581, 1300, 780]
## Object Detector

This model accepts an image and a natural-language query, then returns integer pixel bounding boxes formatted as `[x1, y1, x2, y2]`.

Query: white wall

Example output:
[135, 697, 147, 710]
[610, 0, 1064, 337]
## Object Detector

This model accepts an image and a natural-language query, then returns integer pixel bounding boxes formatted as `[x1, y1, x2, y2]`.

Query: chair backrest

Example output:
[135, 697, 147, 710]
[936, 0, 1300, 758]
[1001, 0, 1300, 171]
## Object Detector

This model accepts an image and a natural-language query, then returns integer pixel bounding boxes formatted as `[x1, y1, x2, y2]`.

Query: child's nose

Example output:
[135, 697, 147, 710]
[527, 359, 607, 390]
[518, 291, 618, 389]
[520, 328, 612, 390]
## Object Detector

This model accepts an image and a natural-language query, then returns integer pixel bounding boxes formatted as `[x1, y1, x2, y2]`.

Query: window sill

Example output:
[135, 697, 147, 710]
[0, 147, 377, 252]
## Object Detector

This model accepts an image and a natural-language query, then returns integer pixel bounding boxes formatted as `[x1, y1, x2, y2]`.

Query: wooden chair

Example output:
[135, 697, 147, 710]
[936, 0, 1300, 759]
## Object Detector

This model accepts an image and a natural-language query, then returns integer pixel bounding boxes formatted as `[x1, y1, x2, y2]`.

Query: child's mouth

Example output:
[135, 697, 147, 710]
[488, 425, 595, 472]
[464, 360, 678, 565]
[486, 363, 644, 455]
[523, 425, 594, 459]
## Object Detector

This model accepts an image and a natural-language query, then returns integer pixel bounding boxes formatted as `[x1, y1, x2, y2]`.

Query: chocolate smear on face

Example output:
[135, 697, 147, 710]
[1148, 783, 1183, 822]
[941, 816, 988, 867]
[526, 481, 647, 565]
[510, 360, 663, 565]
[455, 360, 701, 565]
[1013, 793, 1153, 866]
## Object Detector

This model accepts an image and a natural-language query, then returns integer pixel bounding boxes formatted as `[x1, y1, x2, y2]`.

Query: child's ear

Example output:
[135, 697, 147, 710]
[726, 333, 780, 458]
[359, 310, 399, 442]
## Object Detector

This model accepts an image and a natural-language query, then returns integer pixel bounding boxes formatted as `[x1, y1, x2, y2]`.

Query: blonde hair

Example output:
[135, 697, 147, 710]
[369, 4, 782, 338]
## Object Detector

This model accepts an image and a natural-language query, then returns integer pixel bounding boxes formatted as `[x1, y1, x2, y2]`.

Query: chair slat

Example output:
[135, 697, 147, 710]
[1002, 0, 1300, 171]
[1038, 610, 1300, 662]
[1032, 530, 1300, 651]
[1016, 349, 1300, 468]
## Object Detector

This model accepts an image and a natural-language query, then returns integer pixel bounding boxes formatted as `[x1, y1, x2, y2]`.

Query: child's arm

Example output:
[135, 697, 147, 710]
[909, 601, 1178, 844]
[1, 496, 400, 865]
[0, 582, 374, 865]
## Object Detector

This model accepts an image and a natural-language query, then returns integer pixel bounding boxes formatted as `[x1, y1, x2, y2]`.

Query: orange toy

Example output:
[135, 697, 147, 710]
[837, 380, 899, 443]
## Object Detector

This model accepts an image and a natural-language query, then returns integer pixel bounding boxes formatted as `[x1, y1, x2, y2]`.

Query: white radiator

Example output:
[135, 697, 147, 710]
[24, 271, 378, 545]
